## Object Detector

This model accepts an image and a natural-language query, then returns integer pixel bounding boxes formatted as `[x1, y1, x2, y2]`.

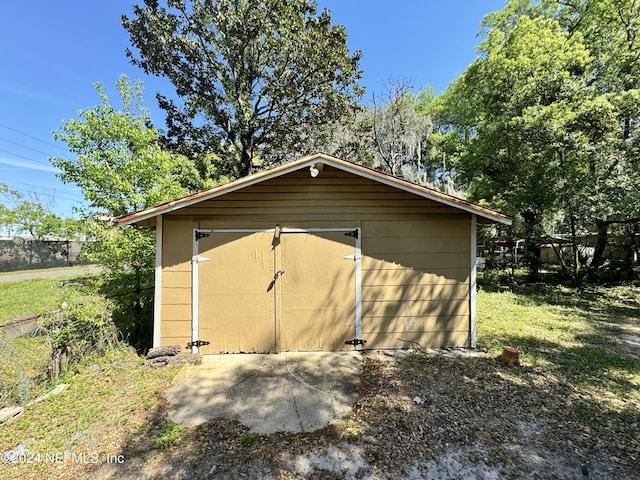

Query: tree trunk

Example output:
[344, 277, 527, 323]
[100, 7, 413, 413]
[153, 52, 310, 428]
[238, 132, 255, 177]
[590, 219, 609, 281]
[526, 240, 541, 282]
[522, 210, 541, 282]
[569, 214, 580, 284]
[624, 222, 638, 279]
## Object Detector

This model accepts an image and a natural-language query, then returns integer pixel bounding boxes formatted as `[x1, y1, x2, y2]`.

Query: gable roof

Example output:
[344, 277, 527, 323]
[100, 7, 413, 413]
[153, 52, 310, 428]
[115, 152, 512, 226]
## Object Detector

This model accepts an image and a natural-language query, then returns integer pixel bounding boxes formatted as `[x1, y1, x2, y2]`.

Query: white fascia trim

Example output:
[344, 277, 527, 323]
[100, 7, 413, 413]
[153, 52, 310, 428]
[191, 229, 200, 354]
[470, 214, 477, 349]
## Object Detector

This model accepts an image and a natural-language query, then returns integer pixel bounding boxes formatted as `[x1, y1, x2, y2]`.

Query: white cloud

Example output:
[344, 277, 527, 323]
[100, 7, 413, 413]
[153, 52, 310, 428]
[0, 157, 58, 173]
[0, 81, 71, 108]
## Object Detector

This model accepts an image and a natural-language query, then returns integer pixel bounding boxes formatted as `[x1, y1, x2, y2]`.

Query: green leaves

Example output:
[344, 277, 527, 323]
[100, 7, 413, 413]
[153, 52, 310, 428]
[50, 76, 191, 349]
[123, 0, 363, 176]
[444, 1, 640, 221]
[437, 0, 640, 280]
[51, 75, 195, 217]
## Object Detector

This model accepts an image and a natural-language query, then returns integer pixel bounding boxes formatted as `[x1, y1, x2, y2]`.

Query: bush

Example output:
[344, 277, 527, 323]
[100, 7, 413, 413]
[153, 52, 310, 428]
[0, 334, 51, 407]
[83, 225, 155, 352]
[42, 295, 119, 373]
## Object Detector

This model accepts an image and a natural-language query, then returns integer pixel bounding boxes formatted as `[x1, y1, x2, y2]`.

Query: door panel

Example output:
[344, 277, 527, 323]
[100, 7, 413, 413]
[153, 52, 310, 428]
[198, 232, 275, 354]
[280, 231, 356, 351]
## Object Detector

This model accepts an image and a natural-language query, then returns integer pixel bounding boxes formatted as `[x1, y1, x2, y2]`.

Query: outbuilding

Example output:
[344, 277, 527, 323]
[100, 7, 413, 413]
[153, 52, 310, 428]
[116, 153, 512, 354]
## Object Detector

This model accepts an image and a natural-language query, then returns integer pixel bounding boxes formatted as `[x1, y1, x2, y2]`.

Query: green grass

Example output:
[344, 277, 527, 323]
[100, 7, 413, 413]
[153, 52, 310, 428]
[477, 283, 640, 430]
[0, 274, 99, 321]
[0, 335, 51, 407]
[151, 421, 187, 450]
[0, 271, 102, 408]
[0, 346, 180, 480]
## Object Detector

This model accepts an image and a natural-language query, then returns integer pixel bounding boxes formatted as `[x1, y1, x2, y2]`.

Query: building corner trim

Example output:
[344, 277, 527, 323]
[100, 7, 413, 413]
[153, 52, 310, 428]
[470, 214, 477, 349]
[153, 216, 163, 348]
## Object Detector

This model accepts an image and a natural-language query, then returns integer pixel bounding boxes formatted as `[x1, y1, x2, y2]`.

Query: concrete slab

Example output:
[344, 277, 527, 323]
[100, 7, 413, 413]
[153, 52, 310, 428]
[164, 351, 362, 434]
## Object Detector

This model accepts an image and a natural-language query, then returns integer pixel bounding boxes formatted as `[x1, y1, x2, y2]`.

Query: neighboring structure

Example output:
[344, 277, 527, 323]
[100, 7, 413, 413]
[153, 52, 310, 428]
[116, 153, 512, 354]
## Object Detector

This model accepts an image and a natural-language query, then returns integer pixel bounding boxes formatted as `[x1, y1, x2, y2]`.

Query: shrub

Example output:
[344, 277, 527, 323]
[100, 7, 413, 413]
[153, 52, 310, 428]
[42, 295, 119, 374]
[0, 334, 51, 407]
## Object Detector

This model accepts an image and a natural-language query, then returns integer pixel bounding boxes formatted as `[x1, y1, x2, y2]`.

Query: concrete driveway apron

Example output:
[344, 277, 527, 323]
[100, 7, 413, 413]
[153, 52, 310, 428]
[164, 352, 362, 434]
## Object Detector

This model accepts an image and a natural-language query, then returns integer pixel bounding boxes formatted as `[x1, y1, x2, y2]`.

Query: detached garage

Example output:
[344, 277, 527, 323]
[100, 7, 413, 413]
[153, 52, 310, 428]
[116, 153, 512, 354]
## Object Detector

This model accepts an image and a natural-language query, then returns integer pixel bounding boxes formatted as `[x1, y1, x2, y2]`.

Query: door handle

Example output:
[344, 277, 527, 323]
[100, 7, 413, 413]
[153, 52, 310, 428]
[266, 271, 285, 292]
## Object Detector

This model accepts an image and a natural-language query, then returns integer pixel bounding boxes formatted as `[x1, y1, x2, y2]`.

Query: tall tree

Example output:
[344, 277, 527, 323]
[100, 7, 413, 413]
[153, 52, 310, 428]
[369, 79, 433, 177]
[122, 0, 364, 177]
[336, 81, 460, 194]
[556, 0, 640, 276]
[0, 184, 73, 240]
[440, 0, 640, 280]
[51, 75, 199, 349]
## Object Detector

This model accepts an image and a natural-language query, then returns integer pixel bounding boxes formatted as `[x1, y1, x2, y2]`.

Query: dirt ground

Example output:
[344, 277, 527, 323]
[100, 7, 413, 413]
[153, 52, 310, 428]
[93, 348, 639, 480]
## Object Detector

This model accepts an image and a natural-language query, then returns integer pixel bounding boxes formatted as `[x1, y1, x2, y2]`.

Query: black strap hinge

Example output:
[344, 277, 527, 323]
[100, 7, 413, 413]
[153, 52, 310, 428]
[187, 340, 210, 348]
[345, 338, 366, 347]
[344, 229, 359, 240]
[195, 231, 210, 241]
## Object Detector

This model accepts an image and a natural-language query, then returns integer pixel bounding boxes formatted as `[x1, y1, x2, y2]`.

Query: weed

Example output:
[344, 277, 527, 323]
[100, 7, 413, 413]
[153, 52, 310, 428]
[41, 293, 119, 371]
[0, 335, 51, 407]
[151, 422, 186, 449]
[398, 353, 438, 379]
[339, 418, 361, 440]
[397, 415, 408, 429]
[240, 432, 258, 447]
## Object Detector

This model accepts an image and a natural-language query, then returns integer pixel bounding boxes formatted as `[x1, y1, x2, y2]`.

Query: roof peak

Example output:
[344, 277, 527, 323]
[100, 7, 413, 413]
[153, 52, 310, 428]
[116, 153, 512, 226]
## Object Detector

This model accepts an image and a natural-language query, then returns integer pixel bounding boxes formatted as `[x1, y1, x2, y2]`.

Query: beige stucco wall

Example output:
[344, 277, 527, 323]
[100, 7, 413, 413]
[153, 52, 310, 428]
[158, 165, 472, 351]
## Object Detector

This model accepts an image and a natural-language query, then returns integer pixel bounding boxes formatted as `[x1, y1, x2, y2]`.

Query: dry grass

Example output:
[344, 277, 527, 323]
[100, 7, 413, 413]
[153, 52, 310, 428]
[0, 346, 180, 480]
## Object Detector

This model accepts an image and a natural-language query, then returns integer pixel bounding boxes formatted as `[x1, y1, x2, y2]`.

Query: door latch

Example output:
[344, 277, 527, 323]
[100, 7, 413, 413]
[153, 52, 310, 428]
[187, 340, 210, 349]
[266, 271, 285, 292]
[345, 338, 367, 348]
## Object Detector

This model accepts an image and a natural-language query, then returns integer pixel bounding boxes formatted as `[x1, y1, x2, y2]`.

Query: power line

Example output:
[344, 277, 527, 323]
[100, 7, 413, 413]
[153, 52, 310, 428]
[0, 136, 54, 157]
[0, 187, 84, 205]
[0, 177, 85, 204]
[0, 148, 56, 167]
[0, 122, 68, 153]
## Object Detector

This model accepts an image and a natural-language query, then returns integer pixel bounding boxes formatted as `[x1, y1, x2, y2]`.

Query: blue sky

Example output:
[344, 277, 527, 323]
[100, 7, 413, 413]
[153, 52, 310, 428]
[0, 1, 504, 218]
